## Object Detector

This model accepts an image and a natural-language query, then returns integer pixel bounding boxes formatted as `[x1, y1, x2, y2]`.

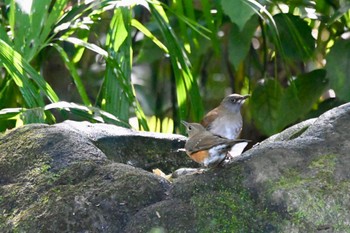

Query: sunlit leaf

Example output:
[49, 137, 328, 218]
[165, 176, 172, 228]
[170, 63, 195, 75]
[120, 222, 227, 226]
[0, 107, 22, 119]
[273, 13, 315, 61]
[0, 39, 59, 107]
[44, 101, 130, 127]
[61, 37, 108, 57]
[201, 0, 219, 53]
[131, 19, 168, 53]
[103, 7, 130, 120]
[148, 1, 204, 127]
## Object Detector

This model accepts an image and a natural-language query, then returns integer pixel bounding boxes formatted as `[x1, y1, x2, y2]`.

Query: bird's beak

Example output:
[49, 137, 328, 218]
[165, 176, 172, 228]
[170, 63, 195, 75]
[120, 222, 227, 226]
[181, 120, 189, 127]
[237, 94, 250, 104]
[242, 94, 250, 99]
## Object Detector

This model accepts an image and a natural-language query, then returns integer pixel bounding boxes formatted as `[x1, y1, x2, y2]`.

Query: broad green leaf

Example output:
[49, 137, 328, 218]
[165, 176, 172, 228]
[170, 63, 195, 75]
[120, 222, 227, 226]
[251, 70, 328, 136]
[103, 7, 130, 121]
[10, 0, 49, 59]
[273, 13, 315, 61]
[221, 0, 256, 31]
[250, 79, 283, 135]
[24, 0, 52, 59]
[0, 107, 48, 127]
[326, 39, 350, 101]
[103, 7, 149, 130]
[7, 0, 69, 61]
[279, 69, 328, 130]
[229, 15, 258, 69]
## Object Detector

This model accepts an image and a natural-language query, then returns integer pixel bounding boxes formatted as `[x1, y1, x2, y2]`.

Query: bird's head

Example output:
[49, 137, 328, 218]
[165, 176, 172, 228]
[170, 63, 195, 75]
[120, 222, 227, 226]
[221, 93, 250, 113]
[181, 121, 206, 137]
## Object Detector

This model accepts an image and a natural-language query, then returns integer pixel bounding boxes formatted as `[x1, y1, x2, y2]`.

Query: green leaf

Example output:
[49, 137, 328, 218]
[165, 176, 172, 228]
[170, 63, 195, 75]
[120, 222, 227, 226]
[221, 0, 256, 31]
[159, 2, 211, 40]
[102, 7, 149, 130]
[326, 39, 350, 101]
[148, 1, 204, 125]
[71, 30, 90, 63]
[9, 0, 68, 60]
[279, 69, 328, 130]
[0, 39, 59, 107]
[39, 0, 69, 44]
[103, 7, 130, 121]
[272, 13, 315, 61]
[251, 70, 328, 136]
[201, 0, 220, 53]
[0, 107, 22, 120]
[44, 101, 130, 127]
[0, 25, 12, 45]
[0, 101, 130, 128]
[327, 2, 350, 25]
[49, 43, 92, 106]
[229, 15, 258, 69]
[251, 79, 283, 135]
[61, 37, 108, 57]
[0, 78, 20, 109]
[20, 107, 46, 124]
[131, 19, 168, 53]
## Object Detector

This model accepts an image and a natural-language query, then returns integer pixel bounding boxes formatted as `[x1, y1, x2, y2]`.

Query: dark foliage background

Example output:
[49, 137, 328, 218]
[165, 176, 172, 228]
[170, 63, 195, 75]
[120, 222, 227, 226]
[0, 0, 349, 142]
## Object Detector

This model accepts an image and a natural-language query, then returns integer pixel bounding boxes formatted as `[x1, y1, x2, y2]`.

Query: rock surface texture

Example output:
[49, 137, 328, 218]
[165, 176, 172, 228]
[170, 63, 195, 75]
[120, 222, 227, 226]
[1, 103, 350, 232]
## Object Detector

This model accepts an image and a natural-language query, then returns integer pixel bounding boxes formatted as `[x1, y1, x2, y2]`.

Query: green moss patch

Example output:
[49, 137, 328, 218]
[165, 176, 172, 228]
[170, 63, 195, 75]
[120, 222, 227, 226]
[268, 154, 350, 231]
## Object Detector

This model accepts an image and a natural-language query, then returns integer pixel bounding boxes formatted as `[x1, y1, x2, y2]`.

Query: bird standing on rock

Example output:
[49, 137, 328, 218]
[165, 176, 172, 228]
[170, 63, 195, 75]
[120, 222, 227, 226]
[182, 121, 250, 167]
[201, 93, 250, 140]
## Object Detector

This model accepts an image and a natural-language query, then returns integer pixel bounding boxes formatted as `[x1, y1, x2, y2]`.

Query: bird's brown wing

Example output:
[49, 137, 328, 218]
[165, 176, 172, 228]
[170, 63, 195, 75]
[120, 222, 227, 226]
[189, 134, 248, 153]
[200, 107, 219, 128]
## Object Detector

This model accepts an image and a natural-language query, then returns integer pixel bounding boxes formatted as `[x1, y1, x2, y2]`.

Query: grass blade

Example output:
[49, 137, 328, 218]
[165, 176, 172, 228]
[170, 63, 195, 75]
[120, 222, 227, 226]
[148, 1, 204, 125]
[0, 39, 59, 107]
[49, 43, 92, 106]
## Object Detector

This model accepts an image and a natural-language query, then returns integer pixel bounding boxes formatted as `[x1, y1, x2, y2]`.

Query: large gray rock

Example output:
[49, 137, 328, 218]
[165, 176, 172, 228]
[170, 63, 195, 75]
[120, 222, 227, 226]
[1, 103, 350, 232]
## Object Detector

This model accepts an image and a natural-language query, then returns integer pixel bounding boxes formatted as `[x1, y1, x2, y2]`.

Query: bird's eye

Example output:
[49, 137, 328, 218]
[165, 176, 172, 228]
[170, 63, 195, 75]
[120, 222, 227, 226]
[188, 126, 192, 130]
[231, 98, 236, 103]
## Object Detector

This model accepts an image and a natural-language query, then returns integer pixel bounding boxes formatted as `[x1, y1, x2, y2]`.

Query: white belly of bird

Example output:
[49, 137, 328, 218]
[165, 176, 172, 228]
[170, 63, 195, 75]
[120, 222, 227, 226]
[209, 115, 242, 140]
[203, 145, 227, 167]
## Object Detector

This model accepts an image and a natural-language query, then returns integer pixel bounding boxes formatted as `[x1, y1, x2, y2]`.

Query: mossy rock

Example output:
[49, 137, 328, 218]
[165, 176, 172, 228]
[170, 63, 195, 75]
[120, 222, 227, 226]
[1, 103, 350, 232]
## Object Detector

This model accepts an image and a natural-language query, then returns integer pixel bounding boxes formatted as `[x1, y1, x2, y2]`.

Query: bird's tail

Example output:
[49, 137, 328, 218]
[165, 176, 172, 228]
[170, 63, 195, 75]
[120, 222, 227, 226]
[226, 139, 251, 147]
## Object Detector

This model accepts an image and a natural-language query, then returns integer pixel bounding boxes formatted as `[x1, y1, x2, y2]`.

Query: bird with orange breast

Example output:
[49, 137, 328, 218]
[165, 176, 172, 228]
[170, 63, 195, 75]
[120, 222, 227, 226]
[181, 121, 249, 167]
